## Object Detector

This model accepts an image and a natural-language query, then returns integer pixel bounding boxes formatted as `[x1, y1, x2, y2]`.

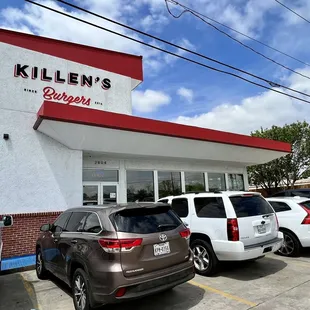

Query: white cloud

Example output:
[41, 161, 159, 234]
[132, 89, 171, 113]
[177, 87, 194, 103]
[171, 68, 310, 135]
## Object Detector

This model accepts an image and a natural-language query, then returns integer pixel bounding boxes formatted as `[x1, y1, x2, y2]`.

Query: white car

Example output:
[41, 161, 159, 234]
[0, 215, 13, 271]
[158, 191, 283, 276]
[267, 196, 310, 257]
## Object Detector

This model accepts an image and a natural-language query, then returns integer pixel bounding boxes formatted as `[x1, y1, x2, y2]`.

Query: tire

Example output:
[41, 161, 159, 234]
[72, 268, 93, 310]
[36, 248, 49, 280]
[191, 239, 218, 276]
[277, 230, 301, 257]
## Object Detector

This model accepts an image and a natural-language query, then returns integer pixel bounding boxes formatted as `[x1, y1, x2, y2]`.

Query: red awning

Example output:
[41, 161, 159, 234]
[34, 101, 291, 166]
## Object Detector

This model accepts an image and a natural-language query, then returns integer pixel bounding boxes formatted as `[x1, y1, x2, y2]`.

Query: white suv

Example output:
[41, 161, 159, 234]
[267, 196, 310, 257]
[158, 191, 283, 276]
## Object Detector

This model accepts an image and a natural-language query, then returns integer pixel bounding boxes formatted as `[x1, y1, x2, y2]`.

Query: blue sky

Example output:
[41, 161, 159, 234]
[1, 0, 310, 134]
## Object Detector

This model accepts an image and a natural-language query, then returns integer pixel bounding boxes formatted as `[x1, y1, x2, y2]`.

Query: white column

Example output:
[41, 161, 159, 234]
[154, 170, 159, 201]
[181, 171, 186, 193]
[243, 169, 249, 191]
[204, 172, 209, 191]
[225, 173, 230, 191]
[118, 160, 127, 203]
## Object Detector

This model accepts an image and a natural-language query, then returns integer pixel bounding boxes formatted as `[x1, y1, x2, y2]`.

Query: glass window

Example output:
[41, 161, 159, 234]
[83, 185, 98, 205]
[230, 195, 274, 218]
[269, 201, 291, 213]
[299, 200, 310, 209]
[228, 174, 244, 191]
[83, 169, 118, 182]
[292, 191, 310, 198]
[194, 197, 226, 218]
[208, 173, 226, 191]
[271, 191, 286, 197]
[53, 212, 71, 233]
[127, 171, 154, 202]
[185, 172, 205, 192]
[66, 212, 88, 232]
[83, 213, 102, 233]
[111, 205, 182, 234]
[171, 198, 189, 217]
[158, 171, 182, 198]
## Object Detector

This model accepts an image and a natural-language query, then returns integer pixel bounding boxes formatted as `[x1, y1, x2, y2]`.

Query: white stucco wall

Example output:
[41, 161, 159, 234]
[0, 41, 135, 214]
[0, 109, 82, 214]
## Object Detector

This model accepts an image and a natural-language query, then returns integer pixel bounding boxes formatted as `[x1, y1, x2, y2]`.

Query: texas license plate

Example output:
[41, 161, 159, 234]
[257, 225, 266, 234]
[153, 242, 170, 256]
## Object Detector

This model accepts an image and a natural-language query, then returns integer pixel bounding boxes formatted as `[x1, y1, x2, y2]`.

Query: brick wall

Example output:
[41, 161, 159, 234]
[0, 212, 62, 258]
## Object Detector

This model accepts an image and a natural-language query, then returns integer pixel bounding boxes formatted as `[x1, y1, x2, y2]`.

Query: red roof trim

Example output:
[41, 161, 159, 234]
[35, 101, 291, 153]
[0, 28, 143, 81]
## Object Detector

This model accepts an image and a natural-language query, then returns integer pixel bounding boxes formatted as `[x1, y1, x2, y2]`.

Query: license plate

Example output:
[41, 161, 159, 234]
[257, 225, 266, 234]
[153, 242, 170, 256]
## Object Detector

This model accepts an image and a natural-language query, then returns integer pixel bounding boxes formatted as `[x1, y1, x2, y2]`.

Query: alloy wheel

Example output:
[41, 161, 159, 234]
[279, 234, 295, 256]
[74, 275, 87, 310]
[36, 252, 43, 275]
[193, 245, 209, 271]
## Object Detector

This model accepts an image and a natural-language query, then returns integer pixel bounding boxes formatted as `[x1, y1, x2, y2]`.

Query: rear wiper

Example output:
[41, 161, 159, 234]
[157, 224, 178, 230]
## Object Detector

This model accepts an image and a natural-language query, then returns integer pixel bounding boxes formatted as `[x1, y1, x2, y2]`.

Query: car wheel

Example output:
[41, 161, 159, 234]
[277, 230, 300, 257]
[191, 239, 218, 276]
[36, 248, 48, 280]
[72, 268, 93, 310]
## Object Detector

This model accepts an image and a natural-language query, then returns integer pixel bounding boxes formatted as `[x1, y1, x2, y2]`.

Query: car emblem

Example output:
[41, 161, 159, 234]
[159, 233, 167, 242]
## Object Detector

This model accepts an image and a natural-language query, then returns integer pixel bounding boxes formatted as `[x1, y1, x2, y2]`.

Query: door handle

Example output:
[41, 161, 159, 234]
[71, 240, 78, 244]
[184, 222, 189, 227]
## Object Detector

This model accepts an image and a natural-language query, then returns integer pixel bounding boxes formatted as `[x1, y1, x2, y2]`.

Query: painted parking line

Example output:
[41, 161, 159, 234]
[189, 280, 257, 307]
[20, 273, 43, 310]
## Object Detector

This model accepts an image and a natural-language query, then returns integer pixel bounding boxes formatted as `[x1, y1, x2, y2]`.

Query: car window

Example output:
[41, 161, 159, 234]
[83, 213, 102, 233]
[299, 200, 310, 209]
[65, 212, 88, 232]
[171, 198, 189, 217]
[194, 197, 226, 218]
[53, 212, 71, 233]
[111, 205, 182, 234]
[292, 191, 310, 198]
[230, 195, 274, 218]
[269, 201, 291, 213]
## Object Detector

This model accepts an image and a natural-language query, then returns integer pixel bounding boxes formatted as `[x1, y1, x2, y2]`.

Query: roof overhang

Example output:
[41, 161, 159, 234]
[34, 101, 291, 166]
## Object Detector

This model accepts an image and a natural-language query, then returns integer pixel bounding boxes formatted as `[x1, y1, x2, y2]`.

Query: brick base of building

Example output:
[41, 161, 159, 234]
[1, 212, 61, 258]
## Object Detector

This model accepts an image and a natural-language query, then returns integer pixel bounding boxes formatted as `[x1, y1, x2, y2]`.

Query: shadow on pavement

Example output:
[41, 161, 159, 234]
[215, 255, 287, 281]
[48, 273, 204, 310]
[0, 272, 40, 309]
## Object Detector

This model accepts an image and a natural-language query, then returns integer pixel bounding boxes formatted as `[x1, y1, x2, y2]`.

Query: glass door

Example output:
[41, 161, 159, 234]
[83, 182, 119, 205]
[83, 183, 99, 206]
[101, 183, 119, 203]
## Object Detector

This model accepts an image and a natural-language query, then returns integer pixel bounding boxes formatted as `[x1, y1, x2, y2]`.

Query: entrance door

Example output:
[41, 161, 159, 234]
[83, 182, 119, 205]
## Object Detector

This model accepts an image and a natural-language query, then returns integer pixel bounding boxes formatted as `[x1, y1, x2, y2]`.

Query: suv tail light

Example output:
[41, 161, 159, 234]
[115, 287, 126, 297]
[180, 228, 191, 239]
[227, 218, 239, 241]
[98, 238, 142, 253]
[275, 214, 279, 230]
[299, 204, 310, 224]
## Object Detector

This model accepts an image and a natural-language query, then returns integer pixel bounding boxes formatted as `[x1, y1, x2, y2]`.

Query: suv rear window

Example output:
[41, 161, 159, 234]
[171, 198, 189, 217]
[229, 195, 274, 218]
[111, 206, 182, 234]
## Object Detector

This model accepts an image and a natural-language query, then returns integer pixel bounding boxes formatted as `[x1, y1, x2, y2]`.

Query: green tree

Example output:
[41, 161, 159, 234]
[247, 121, 310, 195]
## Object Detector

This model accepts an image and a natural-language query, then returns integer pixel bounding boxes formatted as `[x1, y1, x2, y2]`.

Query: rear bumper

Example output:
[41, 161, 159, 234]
[214, 232, 284, 261]
[91, 262, 195, 305]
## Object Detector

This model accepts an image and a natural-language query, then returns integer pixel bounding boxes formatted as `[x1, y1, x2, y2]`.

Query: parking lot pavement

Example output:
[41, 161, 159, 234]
[2, 251, 310, 310]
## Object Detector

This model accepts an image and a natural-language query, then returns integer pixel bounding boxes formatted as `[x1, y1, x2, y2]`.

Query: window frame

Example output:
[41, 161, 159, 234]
[83, 212, 104, 234]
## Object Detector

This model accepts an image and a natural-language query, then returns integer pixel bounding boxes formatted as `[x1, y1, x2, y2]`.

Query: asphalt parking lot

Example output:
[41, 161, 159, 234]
[1, 252, 310, 310]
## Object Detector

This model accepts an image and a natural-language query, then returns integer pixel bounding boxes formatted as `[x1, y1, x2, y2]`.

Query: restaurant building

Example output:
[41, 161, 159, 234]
[0, 29, 291, 261]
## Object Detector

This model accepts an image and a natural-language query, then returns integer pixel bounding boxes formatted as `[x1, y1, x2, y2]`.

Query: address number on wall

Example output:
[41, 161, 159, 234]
[94, 161, 107, 165]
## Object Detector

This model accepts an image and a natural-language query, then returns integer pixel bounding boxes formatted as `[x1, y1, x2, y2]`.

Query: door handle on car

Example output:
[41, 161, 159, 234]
[71, 239, 78, 244]
[183, 222, 189, 227]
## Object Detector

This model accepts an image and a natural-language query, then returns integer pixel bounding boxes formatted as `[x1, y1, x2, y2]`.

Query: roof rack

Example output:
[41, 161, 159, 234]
[182, 191, 222, 195]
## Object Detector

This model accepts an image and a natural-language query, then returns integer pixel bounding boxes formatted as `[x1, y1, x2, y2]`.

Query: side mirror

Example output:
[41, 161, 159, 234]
[40, 224, 51, 232]
[2, 215, 13, 227]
